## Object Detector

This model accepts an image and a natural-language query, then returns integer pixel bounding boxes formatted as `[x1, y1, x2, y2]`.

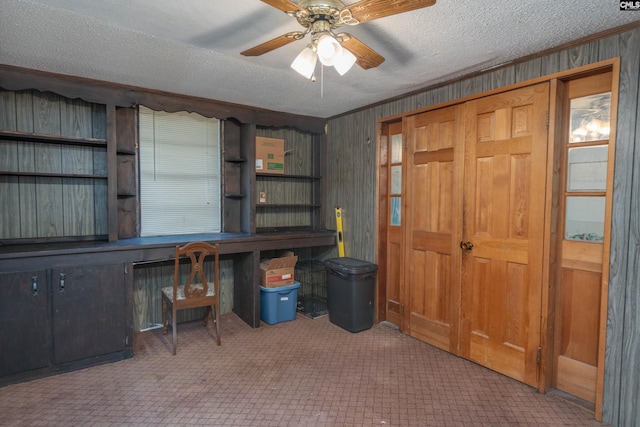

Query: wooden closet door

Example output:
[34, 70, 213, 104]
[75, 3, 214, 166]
[460, 83, 550, 386]
[404, 105, 464, 352]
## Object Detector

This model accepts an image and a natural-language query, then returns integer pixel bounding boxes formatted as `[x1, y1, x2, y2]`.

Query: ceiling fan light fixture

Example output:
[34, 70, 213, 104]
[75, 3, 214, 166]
[334, 48, 357, 75]
[291, 45, 317, 79]
[316, 33, 342, 66]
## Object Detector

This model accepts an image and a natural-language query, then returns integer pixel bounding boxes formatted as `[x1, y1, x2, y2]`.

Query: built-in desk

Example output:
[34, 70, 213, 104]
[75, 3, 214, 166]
[0, 230, 335, 386]
[0, 230, 336, 328]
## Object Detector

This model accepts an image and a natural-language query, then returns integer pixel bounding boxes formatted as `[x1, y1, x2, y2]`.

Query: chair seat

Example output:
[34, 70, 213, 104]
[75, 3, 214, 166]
[161, 284, 215, 303]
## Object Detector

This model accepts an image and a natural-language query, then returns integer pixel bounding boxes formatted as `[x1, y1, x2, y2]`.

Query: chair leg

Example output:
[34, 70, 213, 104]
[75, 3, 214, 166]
[212, 304, 220, 346]
[203, 306, 211, 326]
[172, 307, 177, 356]
[162, 296, 168, 335]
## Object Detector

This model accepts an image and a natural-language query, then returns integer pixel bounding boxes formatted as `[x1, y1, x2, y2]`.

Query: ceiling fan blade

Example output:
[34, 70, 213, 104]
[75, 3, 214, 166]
[345, 0, 436, 23]
[260, 0, 304, 13]
[241, 32, 304, 56]
[340, 34, 385, 69]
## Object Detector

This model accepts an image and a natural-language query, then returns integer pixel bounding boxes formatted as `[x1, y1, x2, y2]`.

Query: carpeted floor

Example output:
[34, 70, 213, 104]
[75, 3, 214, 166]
[0, 312, 600, 426]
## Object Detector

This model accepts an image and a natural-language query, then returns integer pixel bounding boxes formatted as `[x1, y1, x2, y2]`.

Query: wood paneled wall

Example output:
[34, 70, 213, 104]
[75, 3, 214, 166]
[325, 110, 379, 261]
[325, 26, 640, 426]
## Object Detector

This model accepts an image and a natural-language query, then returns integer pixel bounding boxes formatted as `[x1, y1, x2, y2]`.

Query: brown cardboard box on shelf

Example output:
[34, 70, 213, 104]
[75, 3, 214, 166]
[256, 136, 285, 175]
[260, 251, 298, 287]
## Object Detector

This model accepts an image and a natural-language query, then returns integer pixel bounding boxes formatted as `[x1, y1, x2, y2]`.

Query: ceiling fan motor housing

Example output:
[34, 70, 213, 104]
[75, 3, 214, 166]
[294, 0, 347, 29]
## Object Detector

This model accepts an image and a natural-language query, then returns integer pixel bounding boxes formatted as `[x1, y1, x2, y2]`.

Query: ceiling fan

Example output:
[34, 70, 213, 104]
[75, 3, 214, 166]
[241, 0, 436, 78]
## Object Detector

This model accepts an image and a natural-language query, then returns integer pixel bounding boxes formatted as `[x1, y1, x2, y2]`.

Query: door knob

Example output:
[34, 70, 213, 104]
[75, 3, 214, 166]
[460, 241, 474, 251]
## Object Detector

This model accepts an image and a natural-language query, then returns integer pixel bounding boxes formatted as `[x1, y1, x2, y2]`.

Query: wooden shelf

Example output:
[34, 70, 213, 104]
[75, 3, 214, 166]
[256, 173, 320, 180]
[0, 171, 108, 179]
[0, 130, 107, 147]
[256, 226, 323, 233]
[224, 193, 245, 199]
[256, 203, 321, 208]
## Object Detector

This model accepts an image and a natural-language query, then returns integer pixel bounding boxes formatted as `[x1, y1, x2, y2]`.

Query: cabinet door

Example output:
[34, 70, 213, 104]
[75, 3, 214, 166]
[51, 264, 125, 364]
[0, 270, 50, 376]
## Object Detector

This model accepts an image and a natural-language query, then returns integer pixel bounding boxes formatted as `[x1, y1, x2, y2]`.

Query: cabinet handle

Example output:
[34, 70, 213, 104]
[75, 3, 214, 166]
[59, 273, 66, 292]
[32, 276, 38, 296]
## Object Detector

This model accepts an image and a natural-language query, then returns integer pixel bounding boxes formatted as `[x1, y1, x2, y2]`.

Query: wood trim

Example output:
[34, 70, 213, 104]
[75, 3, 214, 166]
[596, 57, 620, 422]
[106, 105, 118, 242]
[539, 78, 563, 393]
[375, 121, 389, 323]
[0, 64, 326, 134]
[240, 123, 257, 234]
[561, 240, 605, 273]
[318, 132, 327, 230]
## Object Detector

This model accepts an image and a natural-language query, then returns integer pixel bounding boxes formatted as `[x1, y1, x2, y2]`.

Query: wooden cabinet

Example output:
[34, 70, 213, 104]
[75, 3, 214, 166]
[0, 270, 50, 377]
[51, 264, 127, 364]
[0, 263, 132, 385]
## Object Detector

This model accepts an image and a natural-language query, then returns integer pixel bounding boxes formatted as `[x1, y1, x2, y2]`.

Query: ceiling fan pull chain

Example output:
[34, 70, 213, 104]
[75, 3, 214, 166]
[321, 64, 324, 99]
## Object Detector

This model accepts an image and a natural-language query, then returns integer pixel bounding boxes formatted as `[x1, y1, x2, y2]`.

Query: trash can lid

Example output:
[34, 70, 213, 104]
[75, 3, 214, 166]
[325, 257, 378, 275]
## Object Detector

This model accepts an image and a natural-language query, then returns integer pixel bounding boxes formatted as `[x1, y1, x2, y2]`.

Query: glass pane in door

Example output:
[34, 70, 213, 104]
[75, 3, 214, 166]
[569, 93, 611, 143]
[391, 165, 402, 194]
[391, 134, 402, 163]
[567, 145, 608, 192]
[390, 197, 401, 226]
[565, 196, 605, 242]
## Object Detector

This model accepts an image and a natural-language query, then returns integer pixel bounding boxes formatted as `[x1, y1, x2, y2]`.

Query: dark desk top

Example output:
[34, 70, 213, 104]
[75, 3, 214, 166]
[0, 230, 336, 272]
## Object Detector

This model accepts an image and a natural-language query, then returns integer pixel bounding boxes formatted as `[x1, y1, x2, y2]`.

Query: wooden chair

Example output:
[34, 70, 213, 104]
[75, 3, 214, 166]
[161, 242, 220, 355]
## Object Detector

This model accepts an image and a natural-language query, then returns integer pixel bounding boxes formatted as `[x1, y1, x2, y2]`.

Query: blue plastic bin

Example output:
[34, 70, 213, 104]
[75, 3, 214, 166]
[260, 281, 300, 325]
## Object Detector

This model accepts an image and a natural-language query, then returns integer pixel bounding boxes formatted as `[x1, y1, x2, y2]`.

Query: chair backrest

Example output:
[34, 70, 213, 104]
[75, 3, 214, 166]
[173, 242, 219, 299]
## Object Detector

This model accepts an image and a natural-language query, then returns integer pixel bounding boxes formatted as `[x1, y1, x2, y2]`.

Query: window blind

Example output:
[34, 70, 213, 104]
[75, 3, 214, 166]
[139, 106, 221, 236]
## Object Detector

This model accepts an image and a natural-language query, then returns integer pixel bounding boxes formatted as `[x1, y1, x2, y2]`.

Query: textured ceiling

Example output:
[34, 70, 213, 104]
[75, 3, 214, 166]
[1, 0, 638, 118]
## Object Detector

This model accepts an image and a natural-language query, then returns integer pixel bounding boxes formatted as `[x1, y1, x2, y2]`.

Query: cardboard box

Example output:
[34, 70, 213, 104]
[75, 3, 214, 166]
[260, 251, 298, 287]
[256, 136, 285, 175]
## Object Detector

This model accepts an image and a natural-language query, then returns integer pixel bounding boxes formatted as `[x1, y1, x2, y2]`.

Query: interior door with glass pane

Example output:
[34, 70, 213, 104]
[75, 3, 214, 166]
[384, 121, 404, 328]
[554, 72, 614, 404]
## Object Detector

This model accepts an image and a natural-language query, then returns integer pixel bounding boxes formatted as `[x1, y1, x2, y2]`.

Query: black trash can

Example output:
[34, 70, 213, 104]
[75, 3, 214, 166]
[325, 257, 378, 333]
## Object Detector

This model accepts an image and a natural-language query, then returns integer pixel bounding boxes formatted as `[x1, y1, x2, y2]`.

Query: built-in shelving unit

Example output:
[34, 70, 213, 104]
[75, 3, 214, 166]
[0, 90, 110, 242]
[223, 157, 246, 199]
[0, 68, 335, 389]
[115, 107, 138, 239]
[253, 129, 324, 233]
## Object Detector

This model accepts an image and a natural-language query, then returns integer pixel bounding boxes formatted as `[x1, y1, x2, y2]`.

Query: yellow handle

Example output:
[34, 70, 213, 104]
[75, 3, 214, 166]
[335, 207, 345, 257]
